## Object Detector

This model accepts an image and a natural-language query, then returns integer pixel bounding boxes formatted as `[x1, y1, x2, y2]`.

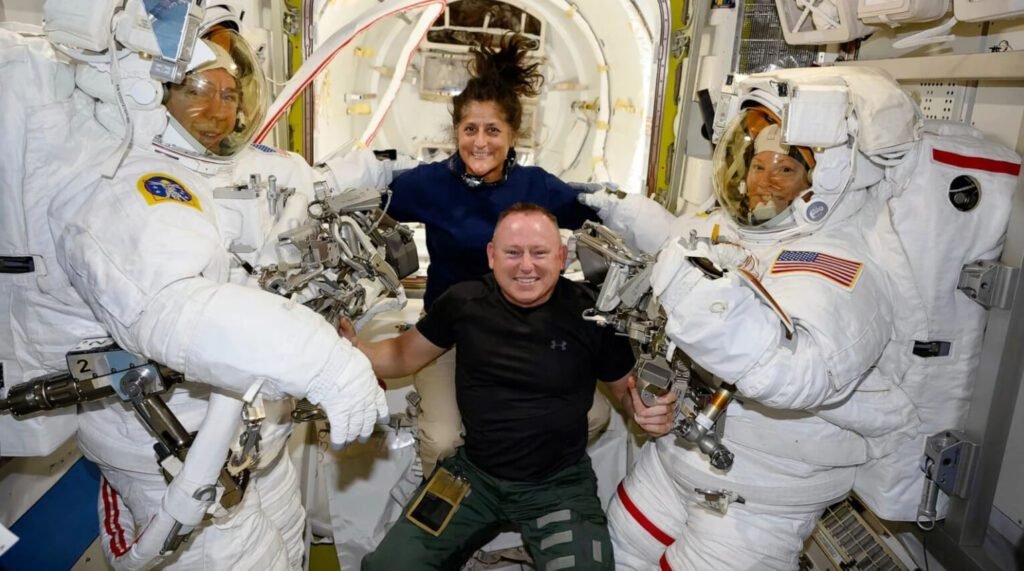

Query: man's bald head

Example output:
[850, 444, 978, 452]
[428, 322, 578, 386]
[488, 203, 567, 308]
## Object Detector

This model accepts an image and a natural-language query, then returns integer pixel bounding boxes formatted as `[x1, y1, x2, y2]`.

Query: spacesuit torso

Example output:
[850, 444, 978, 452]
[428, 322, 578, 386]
[0, 29, 116, 456]
[70, 144, 317, 475]
[653, 194, 921, 507]
[853, 121, 1021, 520]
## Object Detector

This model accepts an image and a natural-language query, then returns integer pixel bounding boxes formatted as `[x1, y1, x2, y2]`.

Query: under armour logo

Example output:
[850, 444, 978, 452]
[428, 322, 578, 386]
[550, 340, 568, 351]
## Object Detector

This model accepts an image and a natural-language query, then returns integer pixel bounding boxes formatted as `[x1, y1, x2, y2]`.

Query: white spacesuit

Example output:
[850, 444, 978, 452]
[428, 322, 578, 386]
[582, 67, 1020, 570]
[0, 2, 398, 569]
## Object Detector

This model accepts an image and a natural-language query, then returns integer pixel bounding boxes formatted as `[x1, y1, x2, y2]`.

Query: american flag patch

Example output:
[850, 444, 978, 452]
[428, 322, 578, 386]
[251, 143, 289, 156]
[770, 250, 863, 289]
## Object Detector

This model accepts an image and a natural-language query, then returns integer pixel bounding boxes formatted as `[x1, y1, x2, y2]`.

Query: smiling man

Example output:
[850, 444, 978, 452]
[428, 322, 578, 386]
[352, 203, 677, 570]
[486, 202, 565, 307]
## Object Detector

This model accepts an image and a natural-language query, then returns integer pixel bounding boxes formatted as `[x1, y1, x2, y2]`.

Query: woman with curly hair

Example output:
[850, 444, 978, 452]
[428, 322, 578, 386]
[386, 33, 610, 479]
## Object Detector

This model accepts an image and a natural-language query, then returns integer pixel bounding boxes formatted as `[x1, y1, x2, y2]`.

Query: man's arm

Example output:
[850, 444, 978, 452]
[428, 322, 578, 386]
[605, 374, 677, 437]
[341, 320, 447, 379]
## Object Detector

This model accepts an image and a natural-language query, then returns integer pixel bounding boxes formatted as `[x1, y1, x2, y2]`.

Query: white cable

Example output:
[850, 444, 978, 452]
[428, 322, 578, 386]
[892, 16, 958, 50]
[359, 3, 444, 145]
[52, 41, 128, 63]
[100, 19, 132, 178]
[255, 0, 449, 144]
[551, 0, 613, 181]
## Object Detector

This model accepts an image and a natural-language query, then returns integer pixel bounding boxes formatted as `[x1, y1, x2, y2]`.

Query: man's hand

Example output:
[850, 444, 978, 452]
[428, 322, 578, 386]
[338, 317, 387, 389]
[338, 317, 357, 344]
[627, 376, 677, 437]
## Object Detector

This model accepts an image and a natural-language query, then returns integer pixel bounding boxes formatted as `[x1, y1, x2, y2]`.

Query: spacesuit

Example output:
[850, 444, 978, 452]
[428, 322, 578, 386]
[582, 67, 1020, 569]
[0, 2, 392, 569]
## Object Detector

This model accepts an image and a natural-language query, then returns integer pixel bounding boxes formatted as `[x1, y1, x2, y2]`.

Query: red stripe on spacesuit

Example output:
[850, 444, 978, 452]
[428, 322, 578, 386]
[932, 149, 1021, 176]
[101, 478, 129, 557]
[616, 481, 673, 546]
[660, 553, 673, 570]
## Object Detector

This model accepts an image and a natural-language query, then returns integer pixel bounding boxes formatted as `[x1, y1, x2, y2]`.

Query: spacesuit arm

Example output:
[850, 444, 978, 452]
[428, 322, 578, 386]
[652, 240, 889, 411]
[579, 191, 685, 254]
[58, 173, 386, 445]
[316, 146, 418, 194]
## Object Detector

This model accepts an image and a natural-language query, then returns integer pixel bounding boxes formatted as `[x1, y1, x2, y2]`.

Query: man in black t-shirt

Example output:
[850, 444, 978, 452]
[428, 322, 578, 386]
[354, 203, 677, 570]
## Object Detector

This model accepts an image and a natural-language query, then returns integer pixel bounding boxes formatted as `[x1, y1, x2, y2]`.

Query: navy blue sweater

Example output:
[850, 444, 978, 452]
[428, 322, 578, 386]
[388, 155, 597, 309]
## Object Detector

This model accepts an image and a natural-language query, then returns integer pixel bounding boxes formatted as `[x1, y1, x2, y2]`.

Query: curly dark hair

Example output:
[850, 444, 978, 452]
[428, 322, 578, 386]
[451, 33, 543, 138]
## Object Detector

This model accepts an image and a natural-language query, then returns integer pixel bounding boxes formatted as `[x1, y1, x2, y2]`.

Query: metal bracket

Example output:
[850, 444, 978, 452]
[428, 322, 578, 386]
[694, 487, 745, 515]
[671, 30, 689, 59]
[926, 430, 978, 499]
[917, 430, 978, 529]
[957, 260, 1018, 310]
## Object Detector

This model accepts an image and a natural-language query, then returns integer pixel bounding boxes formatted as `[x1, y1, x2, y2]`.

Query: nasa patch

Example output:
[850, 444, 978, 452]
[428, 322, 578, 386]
[136, 173, 202, 212]
[805, 201, 828, 222]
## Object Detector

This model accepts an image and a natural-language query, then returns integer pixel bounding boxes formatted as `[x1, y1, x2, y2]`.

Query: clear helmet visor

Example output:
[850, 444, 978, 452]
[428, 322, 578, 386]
[712, 107, 816, 229]
[163, 26, 266, 158]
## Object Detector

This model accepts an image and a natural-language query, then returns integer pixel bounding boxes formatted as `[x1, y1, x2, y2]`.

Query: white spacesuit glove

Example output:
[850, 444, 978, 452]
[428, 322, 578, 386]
[577, 188, 624, 216]
[317, 146, 419, 192]
[650, 237, 779, 382]
[651, 236, 746, 290]
[305, 340, 389, 447]
[707, 242, 755, 273]
[649, 237, 708, 310]
[388, 152, 421, 177]
[578, 190, 677, 254]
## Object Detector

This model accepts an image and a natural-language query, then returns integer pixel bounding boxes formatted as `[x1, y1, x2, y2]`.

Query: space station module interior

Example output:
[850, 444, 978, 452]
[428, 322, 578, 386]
[1, 0, 1024, 570]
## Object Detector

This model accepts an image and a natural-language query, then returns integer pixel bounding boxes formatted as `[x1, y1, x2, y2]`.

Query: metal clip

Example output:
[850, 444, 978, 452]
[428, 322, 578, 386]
[405, 390, 423, 418]
[228, 389, 266, 475]
[266, 175, 296, 219]
[694, 487, 745, 515]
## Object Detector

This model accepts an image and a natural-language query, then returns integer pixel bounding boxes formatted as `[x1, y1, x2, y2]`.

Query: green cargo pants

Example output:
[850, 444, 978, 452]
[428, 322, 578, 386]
[361, 449, 613, 570]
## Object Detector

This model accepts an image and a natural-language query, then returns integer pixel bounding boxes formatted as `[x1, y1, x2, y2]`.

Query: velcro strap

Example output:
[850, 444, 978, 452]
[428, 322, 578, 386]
[0, 256, 34, 274]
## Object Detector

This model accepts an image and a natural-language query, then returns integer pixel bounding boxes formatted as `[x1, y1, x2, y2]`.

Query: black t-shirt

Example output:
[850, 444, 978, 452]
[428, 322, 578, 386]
[416, 274, 635, 482]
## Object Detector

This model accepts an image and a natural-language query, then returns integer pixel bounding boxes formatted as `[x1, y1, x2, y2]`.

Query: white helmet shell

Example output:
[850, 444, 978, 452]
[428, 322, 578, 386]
[711, 67, 921, 242]
[155, 7, 267, 170]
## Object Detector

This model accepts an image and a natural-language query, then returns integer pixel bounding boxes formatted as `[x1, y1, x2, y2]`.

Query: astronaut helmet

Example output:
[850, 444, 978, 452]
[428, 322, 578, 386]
[156, 10, 267, 163]
[710, 71, 902, 243]
[46, 1, 266, 173]
[712, 102, 852, 243]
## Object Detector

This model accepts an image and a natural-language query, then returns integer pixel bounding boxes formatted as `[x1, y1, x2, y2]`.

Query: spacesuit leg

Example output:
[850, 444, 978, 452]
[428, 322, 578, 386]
[412, 349, 461, 476]
[250, 449, 306, 569]
[95, 451, 298, 570]
[606, 442, 686, 570]
[663, 494, 821, 571]
[96, 475, 142, 565]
